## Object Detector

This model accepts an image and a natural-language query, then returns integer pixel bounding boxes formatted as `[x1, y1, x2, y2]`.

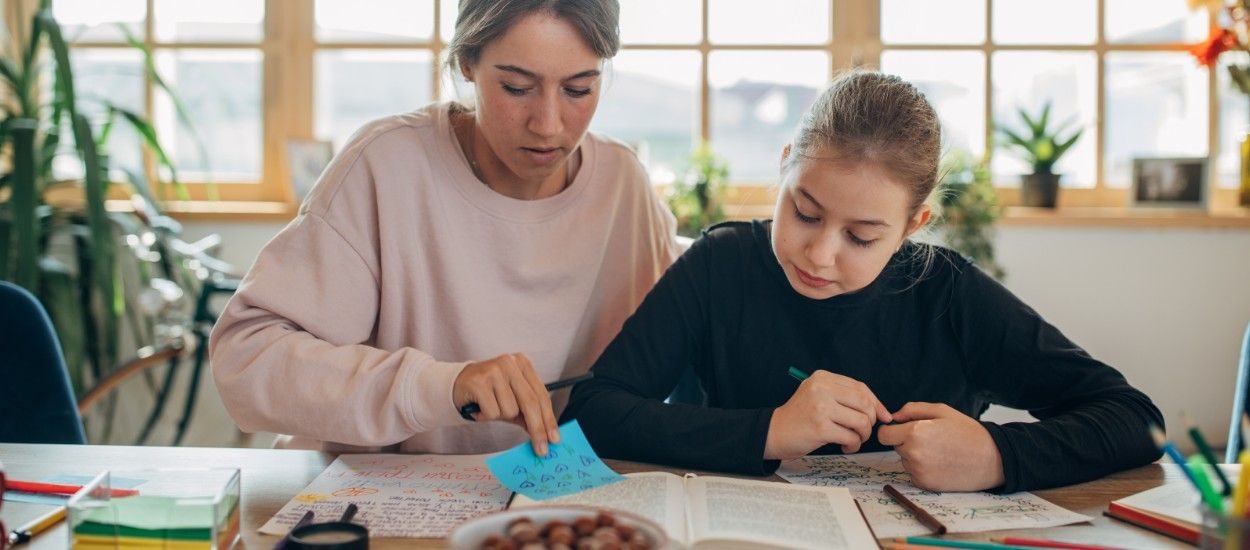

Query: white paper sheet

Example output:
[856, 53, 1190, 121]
[260, 453, 511, 538]
[777, 452, 1092, 538]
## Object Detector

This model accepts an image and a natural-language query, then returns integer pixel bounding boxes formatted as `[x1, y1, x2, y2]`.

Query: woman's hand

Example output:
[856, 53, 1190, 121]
[764, 371, 892, 460]
[452, 353, 559, 456]
[877, 402, 1005, 492]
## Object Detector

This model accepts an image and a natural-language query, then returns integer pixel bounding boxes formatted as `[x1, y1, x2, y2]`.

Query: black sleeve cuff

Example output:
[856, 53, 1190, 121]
[981, 421, 1021, 494]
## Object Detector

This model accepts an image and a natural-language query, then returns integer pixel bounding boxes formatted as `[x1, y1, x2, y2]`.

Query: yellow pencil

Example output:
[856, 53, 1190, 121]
[1237, 450, 1250, 518]
[7, 505, 66, 545]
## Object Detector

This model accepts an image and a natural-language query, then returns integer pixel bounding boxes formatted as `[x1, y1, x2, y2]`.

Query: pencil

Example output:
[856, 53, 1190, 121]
[1186, 454, 1226, 513]
[1149, 426, 1212, 506]
[992, 536, 1128, 550]
[7, 505, 66, 545]
[4, 480, 138, 498]
[1182, 412, 1231, 496]
[884, 484, 947, 535]
[459, 372, 595, 419]
[896, 536, 1033, 549]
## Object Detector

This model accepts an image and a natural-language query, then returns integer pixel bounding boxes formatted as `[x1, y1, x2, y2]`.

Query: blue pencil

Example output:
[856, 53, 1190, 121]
[1150, 426, 1215, 508]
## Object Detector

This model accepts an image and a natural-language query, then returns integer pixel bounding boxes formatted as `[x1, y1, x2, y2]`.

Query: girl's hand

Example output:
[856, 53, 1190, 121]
[877, 402, 1005, 491]
[452, 353, 559, 456]
[764, 371, 892, 460]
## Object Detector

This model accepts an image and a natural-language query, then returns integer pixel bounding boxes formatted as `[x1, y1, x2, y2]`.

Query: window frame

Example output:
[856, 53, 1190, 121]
[32, 0, 1242, 213]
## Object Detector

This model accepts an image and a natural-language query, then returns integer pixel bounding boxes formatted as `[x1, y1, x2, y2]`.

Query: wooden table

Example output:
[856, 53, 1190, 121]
[0, 443, 1189, 549]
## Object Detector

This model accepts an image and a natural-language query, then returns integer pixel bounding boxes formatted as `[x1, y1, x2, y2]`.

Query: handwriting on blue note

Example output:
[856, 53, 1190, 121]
[485, 420, 623, 501]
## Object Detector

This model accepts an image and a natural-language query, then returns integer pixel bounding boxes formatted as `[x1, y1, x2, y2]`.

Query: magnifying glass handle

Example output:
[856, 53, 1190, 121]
[339, 503, 358, 524]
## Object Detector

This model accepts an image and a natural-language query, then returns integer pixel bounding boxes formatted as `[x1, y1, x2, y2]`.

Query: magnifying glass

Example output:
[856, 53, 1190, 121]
[286, 504, 368, 550]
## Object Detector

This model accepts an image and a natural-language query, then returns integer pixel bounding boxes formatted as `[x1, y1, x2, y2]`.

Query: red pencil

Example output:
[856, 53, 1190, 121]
[993, 536, 1128, 550]
[5, 480, 139, 497]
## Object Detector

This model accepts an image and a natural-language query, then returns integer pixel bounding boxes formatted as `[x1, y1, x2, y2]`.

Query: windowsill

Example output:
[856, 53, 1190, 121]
[105, 200, 298, 222]
[106, 198, 1250, 229]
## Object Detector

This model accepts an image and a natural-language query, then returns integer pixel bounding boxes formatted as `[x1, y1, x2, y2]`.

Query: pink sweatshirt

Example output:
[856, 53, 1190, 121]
[210, 102, 679, 454]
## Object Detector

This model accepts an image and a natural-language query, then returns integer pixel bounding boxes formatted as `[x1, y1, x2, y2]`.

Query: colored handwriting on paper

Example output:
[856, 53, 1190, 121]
[485, 420, 624, 501]
[777, 452, 1091, 538]
[259, 454, 510, 538]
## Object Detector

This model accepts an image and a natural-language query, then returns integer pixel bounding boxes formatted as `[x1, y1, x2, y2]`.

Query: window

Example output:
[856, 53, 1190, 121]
[41, 0, 1241, 210]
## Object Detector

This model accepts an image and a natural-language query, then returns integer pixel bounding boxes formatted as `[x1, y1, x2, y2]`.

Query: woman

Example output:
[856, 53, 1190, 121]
[210, 0, 679, 456]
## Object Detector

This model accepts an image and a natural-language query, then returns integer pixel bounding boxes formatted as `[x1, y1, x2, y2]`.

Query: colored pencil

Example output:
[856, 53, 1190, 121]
[992, 536, 1128, 550]
[1183, 412, 1231, 495]
[7, 505, 66, 545]
[1186, 454, 1226, 513]
[4, 480, 138, 498]
[1235, 450, 1250, 517]
[895, 536, 1034, 549]
[884, 484, 947, 535]
[1149, 426, 1212, 505]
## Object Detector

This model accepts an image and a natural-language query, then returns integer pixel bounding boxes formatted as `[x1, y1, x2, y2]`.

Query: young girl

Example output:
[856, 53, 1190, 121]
[563, 71, 1163, 492]
[210, 0, 678, 457]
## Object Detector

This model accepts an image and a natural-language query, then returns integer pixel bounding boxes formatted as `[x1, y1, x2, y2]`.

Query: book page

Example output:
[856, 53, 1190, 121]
[1113, 464, 1237, 529]
[777, 452, 1091, 538]
[510, 472, 688, 544]
[684, 476, 877, 550]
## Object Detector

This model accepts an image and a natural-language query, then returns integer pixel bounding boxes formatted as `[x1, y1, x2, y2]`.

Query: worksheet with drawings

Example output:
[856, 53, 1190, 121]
[260, 453, 511, 538]
[777, 451, 1092, 538]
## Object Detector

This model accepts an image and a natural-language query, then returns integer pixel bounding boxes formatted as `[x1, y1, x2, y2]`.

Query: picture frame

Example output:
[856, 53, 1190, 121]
[1129, 157, 1208, 209]
[285, 139, 335, 203]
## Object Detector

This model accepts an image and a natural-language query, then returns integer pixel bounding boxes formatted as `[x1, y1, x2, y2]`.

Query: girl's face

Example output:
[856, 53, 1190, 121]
[461, 12, 604, 188]
[770, 148, 931, 300]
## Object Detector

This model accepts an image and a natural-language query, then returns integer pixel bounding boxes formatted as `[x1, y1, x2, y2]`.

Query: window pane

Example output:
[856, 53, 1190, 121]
[72, 50, 146, 177]
[992, 0, 1094, 44]
[1218, 53, 1250, 189]
[881, 51, 986, 157]
[621, 0, 700, 44]
[991, 52, 1097, 187]
[881, 0, 984, 45]
[709, 0, 829, 44]
[153, 0, 262, 43]
[592, 51, 699, 184]
[1105, 0, 1207, 44]
[156, 50, 262, 181]
[315, 50, 433, 150]
[440, 0, 458, 43]
[316, 0, 433, 43]
[55, 0, 145, 42]
[1104, 52, 1208, 187]
[709, 51, 829, 183]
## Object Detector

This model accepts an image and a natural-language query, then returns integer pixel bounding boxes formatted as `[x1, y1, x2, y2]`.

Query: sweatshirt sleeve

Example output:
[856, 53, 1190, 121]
[948, 258, 1164, 492]
[210, 148, 471, 447]
[562, 232, 777, 475]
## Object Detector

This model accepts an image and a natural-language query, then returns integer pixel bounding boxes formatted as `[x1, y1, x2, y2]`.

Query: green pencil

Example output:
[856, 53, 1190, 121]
[897, 536, 1034, 549]
[1186, 454, 1226, 513]
[787, 366, 808, 381]
[1183, 412, 1232, 495]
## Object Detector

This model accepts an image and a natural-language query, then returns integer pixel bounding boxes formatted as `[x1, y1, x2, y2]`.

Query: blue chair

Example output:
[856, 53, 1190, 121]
[0, 281, 86, 444]
[1226, 320, 1250, 463]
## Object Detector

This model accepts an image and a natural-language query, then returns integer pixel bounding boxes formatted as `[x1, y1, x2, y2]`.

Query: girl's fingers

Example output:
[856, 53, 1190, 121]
[507, 369, 553, 457]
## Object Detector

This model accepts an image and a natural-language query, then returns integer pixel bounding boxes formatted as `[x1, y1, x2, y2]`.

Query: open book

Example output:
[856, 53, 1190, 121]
[1104, 482, 1205, 544]
[511, 472, 877, 549]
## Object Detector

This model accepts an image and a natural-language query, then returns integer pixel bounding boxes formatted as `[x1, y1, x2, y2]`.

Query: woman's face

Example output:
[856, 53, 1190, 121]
[462, 12, 604, 188]
[770, 149, 930, 300]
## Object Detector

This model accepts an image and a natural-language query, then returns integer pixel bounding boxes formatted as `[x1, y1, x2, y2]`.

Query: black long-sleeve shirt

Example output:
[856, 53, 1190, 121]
[562, 220, 1163, 493]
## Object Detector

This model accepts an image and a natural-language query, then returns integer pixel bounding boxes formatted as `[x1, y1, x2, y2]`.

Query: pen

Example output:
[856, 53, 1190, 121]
[788, 366, 808, 381]
[460, 372, 594, 420]
[7, 505, 66, 545]
[1182, 412, 1231, 495]
[4, 480, 138, 498]
[884, 484, 947, 535]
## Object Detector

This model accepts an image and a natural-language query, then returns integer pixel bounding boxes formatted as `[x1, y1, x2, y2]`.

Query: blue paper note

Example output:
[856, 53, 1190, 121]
[485, 420, 623, 501]
[3, 474, 146, 505]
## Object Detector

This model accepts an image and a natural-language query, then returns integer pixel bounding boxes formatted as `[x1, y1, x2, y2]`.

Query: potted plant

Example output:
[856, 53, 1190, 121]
[666, 141, 729, 238]
[937, 150, 1004, 280]
[996, 101, 1083, 208]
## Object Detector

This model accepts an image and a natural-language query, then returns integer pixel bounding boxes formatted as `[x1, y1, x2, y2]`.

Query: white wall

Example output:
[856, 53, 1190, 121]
[180, 220, 1250, 453]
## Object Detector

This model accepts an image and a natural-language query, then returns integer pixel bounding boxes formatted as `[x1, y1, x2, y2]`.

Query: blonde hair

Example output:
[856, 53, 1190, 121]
[446, 0, 621, 72]
[783, 70, 942, 217]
